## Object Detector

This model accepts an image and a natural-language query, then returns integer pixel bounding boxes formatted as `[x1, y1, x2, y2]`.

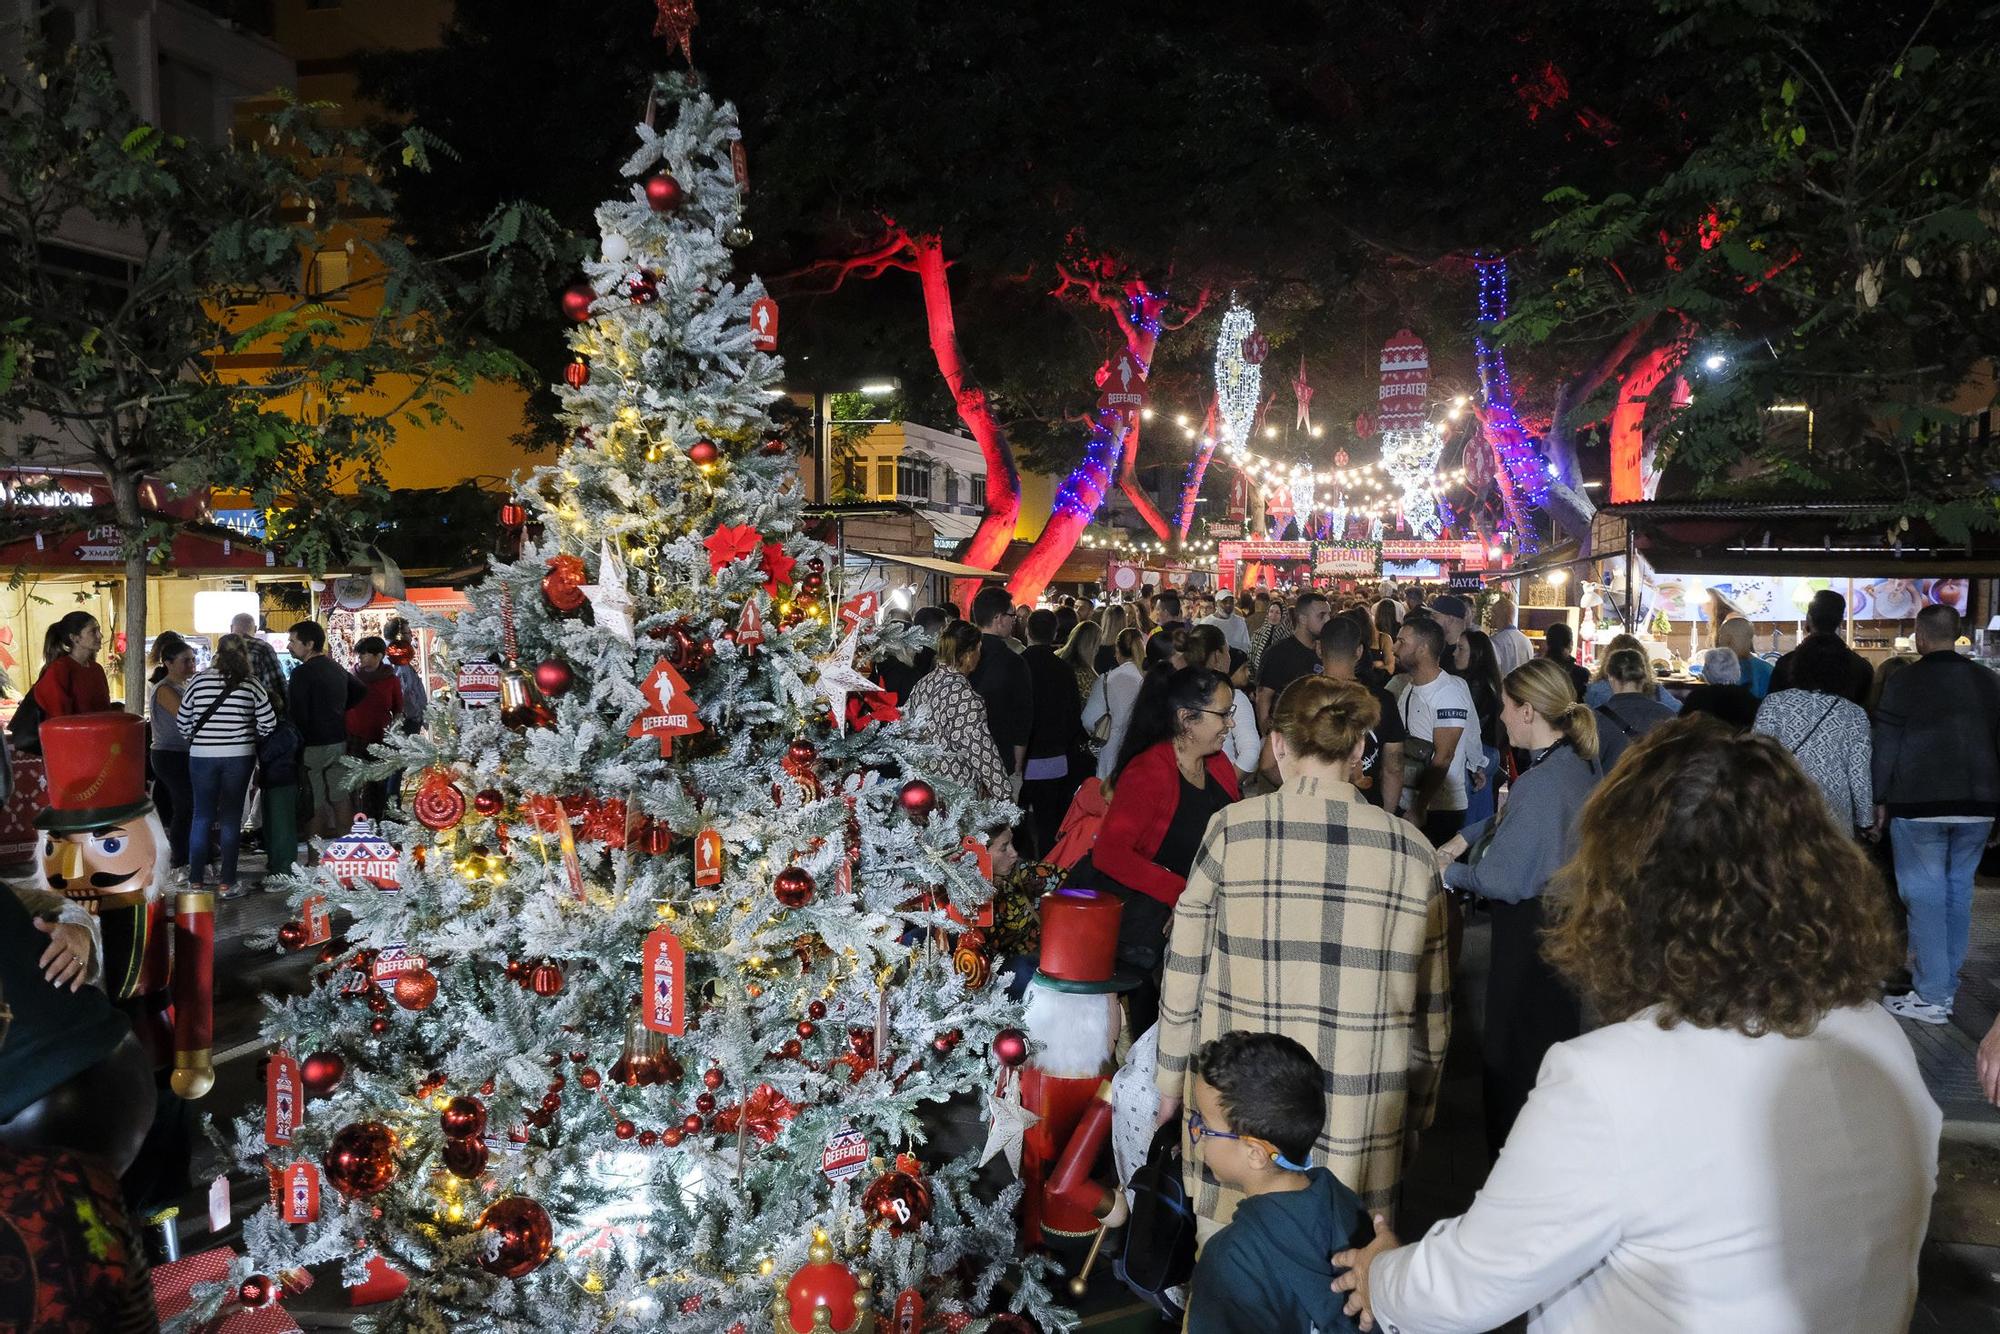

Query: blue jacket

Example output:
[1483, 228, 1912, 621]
[1187, 1167, 1367, 1334]
[1444, 743, 1600, 901]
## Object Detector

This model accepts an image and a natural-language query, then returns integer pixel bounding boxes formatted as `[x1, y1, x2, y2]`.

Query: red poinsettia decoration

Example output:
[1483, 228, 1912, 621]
[704, 524, 761, 574]
[843, 689, 900, 732]
[759, 542, 796, 594]
[579, 797, 630, 849]
[712, 1083, 799, 1143]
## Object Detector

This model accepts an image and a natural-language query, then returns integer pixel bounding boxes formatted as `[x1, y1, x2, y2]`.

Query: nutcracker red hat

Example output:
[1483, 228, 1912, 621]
[1030, 888, 1139, 994]
[36, 712, 154, 832]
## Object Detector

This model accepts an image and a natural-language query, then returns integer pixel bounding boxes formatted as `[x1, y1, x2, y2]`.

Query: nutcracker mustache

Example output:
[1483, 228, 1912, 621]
[46, 868, 140, 891]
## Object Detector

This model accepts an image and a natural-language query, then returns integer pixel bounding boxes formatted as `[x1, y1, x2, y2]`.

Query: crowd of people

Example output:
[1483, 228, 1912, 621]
[877, 579, 1980, 1332]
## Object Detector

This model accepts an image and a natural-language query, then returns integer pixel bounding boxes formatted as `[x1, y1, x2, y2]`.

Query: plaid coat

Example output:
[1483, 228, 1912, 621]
[1155, 774, 1451, 1225]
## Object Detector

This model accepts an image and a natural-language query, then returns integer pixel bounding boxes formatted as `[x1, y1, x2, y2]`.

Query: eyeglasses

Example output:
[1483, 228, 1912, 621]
[1194, 704, 1237, 721]
[1188, 1109, 1275, 1154]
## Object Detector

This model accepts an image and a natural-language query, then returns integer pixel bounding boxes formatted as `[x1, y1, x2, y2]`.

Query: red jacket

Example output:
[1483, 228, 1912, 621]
[345, 667, 404, 747]
[32, 656, 110, 717]
[1093, 743, 1240, 906]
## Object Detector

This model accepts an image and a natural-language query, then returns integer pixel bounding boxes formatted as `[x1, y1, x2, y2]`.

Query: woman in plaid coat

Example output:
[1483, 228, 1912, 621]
[1155, 675, 1451, 1232]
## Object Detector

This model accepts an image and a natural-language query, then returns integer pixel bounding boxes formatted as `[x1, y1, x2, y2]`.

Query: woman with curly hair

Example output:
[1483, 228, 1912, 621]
[1335, 720, 1937, 1334]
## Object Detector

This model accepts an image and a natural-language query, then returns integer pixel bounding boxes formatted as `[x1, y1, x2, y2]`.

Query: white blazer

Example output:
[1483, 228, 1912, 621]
[1372, 1003, 1938, 1334]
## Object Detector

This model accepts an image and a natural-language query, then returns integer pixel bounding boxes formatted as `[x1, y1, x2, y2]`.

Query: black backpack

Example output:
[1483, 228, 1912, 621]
[8, 688, 45, 757]
[1116, 1121, 1197, 1317]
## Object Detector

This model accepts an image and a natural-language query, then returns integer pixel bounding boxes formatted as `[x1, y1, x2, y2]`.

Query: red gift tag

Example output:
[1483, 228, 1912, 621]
[749, 296, 779, 352]
[629, 658, 705, 757]
[281, 1161, 321, 1223]
[300, 894, 331, 947]
[456, 661, 500, 706]
[640, 927, 686, 1036]
[733, 598, 766, 653]
[837, 590, 879, 630]
[265, 1050, 302, 1147]
[892, 1290, 926, 1334]
[370, 943, 425, 983]
[694, 829, 724, 887]
[820, 1123, 869, 1182]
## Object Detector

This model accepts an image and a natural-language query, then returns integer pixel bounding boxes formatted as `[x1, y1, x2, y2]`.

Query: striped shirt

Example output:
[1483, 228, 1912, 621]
[177, 671, 277, 758]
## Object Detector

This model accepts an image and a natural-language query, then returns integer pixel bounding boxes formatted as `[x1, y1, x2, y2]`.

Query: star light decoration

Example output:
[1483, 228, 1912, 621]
[978, 1082, 1040, 1176]
[813, 629, 879, 735]
[1292, 354, 1315, 431]
[652, 0, 697, 64]
[581, 538, 635, 645]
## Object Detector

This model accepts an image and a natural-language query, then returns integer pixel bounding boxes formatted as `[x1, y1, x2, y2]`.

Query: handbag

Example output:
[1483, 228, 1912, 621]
[1117, 1120, 1196, 1316]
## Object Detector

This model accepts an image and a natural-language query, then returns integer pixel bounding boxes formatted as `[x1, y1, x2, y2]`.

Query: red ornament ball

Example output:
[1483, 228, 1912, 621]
[533, 659, 574, 697]
[369, 1017, 390, 1035]
[772, 866, 816, 909]
[638, 1129, 659, 1147]
[323, 1122, 399, 1197]
[365, 991, 390, 1015]
[695, 1092, 717, 1115]
[661, 1126, 684, 1147]
[563, 358, 590, 388]
[475, 1196, 554, 1279]
[644, 173, 684, 213]
[300, 1051, 345, 1096]
[504, 960, 530, 984]
[687, 438, 719, 466]
[615, 1119, 637, 1141]
[529, 962, 566, 997]
[807, 1000, 828, 1021]
[797, 1020, 817, 1040]
[237, 1275, 277, 1309]
[540, 1091, 562, 1113]
[780, 1039, 803, 1059]
[276, 921, 305, 950]
[682, 1113, 704, 1135]
[439, 1096, 487, 1141]
[862, 1159, 935, 1236]
[786, 738, 817, 766]
[991, 1028, 1030, 1068]
[441, 1135, 489, 1180]
[760, 437, 788, 456]
[785, 1253, 863, 1334]
[703, 1067, 725, 1090]
[547, 1074, 566, 1094]
[392, 968, 438, 1011]
[473, 789, 505, 817]
[898, 779, 936, 821]
[560, 284, 595, 322]
[579, 1068, 601, 1091]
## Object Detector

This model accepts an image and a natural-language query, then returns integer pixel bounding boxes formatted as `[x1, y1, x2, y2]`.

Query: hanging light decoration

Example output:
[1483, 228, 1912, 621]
[1376, 329, 1446, 540]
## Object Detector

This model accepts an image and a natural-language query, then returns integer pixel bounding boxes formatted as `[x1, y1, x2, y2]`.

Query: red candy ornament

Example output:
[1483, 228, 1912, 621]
[411, 768, 466, 832]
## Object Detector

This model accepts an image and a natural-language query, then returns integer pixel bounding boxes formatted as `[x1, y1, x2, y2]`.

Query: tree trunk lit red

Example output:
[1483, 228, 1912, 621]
[1609, 343, 1681, 504]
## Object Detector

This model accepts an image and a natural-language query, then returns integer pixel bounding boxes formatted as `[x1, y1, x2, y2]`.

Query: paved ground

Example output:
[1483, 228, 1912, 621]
[164, 856, 2000, 1331]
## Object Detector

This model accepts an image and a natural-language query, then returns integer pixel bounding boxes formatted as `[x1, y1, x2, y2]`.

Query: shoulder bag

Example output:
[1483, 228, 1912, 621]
[1117, 1120, 1196, 1317]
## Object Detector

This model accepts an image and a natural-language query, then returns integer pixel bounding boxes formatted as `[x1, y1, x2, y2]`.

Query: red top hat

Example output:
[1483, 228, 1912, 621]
[36, 711, 153, 832]
[1031, 888, 1140, 994]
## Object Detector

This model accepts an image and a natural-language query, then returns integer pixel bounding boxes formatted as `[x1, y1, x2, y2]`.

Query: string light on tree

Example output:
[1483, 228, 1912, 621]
[1474, 255, 1546, 551]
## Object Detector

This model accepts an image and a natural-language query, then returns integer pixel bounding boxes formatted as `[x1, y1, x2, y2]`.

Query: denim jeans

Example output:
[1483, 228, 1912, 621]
[189, 753, 256, 888]
[1890, 817, 1993, 1008]
[150, 749, 192, 869]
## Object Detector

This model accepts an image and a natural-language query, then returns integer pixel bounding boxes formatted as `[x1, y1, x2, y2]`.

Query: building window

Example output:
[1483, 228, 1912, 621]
[970, 474, 985, 503]
[875, 462, 895, 498]
[944, 470, 959, 506]
[306, 249, 350, 300]
[897, 458, 932, 501]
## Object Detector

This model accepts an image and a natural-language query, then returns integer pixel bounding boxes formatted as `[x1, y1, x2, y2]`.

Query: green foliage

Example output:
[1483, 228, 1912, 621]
[1506, 0, 2000, 531]
[0, 29, 565, 565]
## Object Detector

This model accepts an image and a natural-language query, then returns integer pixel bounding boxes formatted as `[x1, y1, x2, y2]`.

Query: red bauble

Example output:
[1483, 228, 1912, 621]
[533, 659, 574, 696]
[277, 920, 305, 950]
[807, 1000, 828, 1021]
[703, 1066, 725, 1090]
[560, 284, 595, 322]
[504, 960, 530, 984]
[760, 437, 788, 456]
[579, 1068, 601, 1090]
[772, 866, 815, 909]
[661, 1126, 684, 1147]
[238, 1275, 277, 1309]
[796, 1020, 817, 1040]
[441, 1135, 489, 1180]
[780, 1039, 803, 1059]
[412, 768, 467, 832]
[439, 1096, 487, 1140]
[785, 1253, 862, 1334]
[862, 1157, 934, 1236]
[627, 271, 660, 304]
[639, 820, 674, 855]
[682, 1113, 704, 1134]
[564, 358, 590, 388]
[615, 1119, 637, 1140]
[473, 789, 504, 817]
[991, 1028, 1029, 1068]
[694, 1092, 717, 1114]
[687, 438, 719, 466]
[300, 1051, 345, 1096]
[475, 1196, 554, 1279]
[323, 1122, 399, 1197]
[365, 991, 390, 1014]
[644, 173, 685, 213]
[393, 968, 438, 1011]
[369, 1017, 390, 1035]
[898, 779, 936, 822]
[530, 962, 566, 997]
[500, 501, 527, 528]
[638, 1129, 659, 1147]
[786, 738, 817, 766]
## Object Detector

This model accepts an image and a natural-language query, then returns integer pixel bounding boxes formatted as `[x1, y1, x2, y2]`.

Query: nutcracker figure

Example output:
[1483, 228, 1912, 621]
[31, 713, 211, 1243]
[1018, 888, 1134, 1250]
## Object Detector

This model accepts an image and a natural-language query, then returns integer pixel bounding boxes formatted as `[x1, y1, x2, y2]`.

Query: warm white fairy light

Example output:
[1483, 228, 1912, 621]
[1214, 303, 1260, 456]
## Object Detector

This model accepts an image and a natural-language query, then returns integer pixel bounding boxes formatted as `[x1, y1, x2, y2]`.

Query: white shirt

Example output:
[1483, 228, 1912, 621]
[1372, 1004, 1937, 1334]
[1491, 625, 1534, 679]
[1221, 686, 1261, 774]
[1398, 671, 1476, 812]
[1199, 612, 1252, 653]
[1083, 660, 1144, 782]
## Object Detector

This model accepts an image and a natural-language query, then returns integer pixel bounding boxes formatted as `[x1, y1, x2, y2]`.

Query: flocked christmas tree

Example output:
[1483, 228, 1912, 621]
[193, 57, 1068, 1334]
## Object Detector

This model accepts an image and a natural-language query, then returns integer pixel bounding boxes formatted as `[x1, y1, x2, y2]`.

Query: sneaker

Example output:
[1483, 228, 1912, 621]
[1882, 992, 1952, 1025]
[217, 883, 249, 902]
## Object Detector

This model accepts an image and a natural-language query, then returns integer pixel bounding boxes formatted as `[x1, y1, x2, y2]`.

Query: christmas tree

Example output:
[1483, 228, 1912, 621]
[199, 67, 1066, 1334]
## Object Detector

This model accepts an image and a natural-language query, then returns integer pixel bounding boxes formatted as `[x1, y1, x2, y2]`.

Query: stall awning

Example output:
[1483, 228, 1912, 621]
[1604, 498, 2000, 577]
[921, 510, 983, 544]
[851, 549, 1001, 579]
